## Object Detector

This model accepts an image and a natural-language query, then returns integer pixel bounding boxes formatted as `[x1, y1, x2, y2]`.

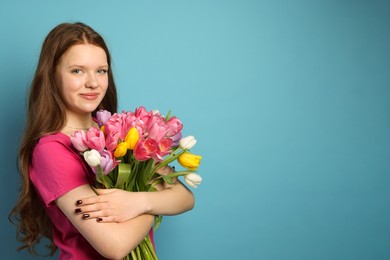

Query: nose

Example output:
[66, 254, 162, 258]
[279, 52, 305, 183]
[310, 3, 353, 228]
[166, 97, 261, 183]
[85, 72, 98, 88]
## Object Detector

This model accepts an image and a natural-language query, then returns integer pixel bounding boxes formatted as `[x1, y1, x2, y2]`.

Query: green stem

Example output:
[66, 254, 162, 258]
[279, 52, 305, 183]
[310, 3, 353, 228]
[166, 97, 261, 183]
[149, 178, 164, 189]
[136, 245, 141, 259]
[90, 185, 99, 195]
[154, 147, 185, 170]
[145, 235, 158, 259]
[131, 249, 137, 260]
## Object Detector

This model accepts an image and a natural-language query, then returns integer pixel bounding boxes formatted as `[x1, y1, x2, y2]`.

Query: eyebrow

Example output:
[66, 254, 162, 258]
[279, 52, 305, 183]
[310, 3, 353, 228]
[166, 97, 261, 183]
[67, 64, 109, 69]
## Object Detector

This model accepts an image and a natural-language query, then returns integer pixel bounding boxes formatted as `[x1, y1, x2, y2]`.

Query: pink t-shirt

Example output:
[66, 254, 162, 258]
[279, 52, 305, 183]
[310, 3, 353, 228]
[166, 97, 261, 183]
[30, 132, 155, 259]
[30, 132, 108, 259]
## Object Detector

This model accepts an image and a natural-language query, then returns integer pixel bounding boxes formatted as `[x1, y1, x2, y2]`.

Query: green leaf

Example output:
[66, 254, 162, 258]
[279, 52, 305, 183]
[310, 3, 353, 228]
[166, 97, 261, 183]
[162, 175, 175, 185]
[102, 175, 114, 188]
[141, 160, 155, 190]
[164, 110, 172, 122]
[95, 166, 114, 188]
[115, 163, 131, 189]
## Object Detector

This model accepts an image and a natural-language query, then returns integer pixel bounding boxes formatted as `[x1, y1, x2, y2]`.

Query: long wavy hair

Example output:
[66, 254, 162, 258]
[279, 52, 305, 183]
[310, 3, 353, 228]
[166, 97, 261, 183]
[9, 22, 118, 255]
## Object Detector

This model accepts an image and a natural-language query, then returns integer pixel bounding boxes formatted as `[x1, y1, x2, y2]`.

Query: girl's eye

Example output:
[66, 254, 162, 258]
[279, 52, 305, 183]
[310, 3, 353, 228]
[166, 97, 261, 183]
[71, 69, 82, 74]
[97, 69, 108, 74]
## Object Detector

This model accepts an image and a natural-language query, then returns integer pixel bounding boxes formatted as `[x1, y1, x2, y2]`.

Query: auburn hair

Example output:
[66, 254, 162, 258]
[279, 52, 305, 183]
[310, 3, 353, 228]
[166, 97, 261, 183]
[9, 22, 118, 255]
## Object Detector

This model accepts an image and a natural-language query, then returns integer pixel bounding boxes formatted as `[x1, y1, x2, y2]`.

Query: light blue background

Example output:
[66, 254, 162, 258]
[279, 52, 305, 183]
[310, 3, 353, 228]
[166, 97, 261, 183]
[1, 1, 389, 259]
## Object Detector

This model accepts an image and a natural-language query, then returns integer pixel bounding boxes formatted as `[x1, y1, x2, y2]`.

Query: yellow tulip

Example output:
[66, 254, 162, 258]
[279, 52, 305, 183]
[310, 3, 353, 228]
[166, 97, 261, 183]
[114, 142, 128, 158]
[178, 152, 202, 170]
[125, 127, 139, 150]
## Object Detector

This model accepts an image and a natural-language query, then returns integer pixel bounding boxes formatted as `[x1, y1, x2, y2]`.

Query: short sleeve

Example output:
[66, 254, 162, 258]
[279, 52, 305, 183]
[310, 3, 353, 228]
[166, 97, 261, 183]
[30, 137, 91, 207]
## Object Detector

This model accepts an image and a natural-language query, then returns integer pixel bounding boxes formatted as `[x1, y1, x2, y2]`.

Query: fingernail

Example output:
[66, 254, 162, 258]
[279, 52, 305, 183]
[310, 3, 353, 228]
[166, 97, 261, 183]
[82, 214, 90, 219]
[75, 208, 82, 213]
[76, 200, 82, 205]
[97, 218, 103, 222]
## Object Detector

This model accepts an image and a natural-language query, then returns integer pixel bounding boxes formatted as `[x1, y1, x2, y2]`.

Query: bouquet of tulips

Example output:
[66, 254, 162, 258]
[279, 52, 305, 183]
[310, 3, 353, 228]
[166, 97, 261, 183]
[70, 106, 202, 260]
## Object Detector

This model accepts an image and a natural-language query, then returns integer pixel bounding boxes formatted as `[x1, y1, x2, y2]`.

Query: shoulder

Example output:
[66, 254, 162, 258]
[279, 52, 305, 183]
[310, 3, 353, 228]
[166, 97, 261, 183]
[30, 132, 92, 206]
[34, 132, 78, 157]
[37, 132, 71, 148]
[33, 132, 85, 169]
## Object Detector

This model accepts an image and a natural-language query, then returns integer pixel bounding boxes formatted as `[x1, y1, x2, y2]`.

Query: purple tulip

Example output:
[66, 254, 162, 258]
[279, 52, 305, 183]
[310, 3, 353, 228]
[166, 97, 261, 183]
[96, 110, 112, 127]
[99, 149, 119, 175]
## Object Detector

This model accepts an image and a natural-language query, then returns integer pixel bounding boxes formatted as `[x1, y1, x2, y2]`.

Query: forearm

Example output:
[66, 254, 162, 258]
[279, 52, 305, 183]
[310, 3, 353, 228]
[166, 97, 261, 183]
[73, 179, 195, 223]
[57, 184, 154, 259]
[82, 214, 154, 259]
[145, 180, 195, 216]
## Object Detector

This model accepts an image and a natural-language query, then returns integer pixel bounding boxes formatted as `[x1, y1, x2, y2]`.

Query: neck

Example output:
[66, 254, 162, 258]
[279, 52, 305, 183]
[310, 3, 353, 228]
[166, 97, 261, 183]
[64, 124, 93, 130]
[64, 112, 95, 131]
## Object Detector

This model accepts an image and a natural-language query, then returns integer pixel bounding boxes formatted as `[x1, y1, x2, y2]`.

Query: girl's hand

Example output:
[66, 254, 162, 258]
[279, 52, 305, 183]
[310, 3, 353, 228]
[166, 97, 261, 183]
[75, 165, 176, 223]
[153, 164, 176, 191]
[75, 188, 148, 223]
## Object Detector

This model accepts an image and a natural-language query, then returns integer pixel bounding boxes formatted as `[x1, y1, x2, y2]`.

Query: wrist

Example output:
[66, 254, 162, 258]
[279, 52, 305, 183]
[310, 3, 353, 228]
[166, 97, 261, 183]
[142, 192, 154, 214]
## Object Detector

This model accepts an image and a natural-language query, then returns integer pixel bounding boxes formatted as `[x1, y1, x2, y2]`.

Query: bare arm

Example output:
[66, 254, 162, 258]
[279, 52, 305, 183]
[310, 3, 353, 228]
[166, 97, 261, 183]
[56, 184, 154, 259]
[75, 179, 194, 223]
[75, 165, 195, 223]
[145, 179, 195, 215]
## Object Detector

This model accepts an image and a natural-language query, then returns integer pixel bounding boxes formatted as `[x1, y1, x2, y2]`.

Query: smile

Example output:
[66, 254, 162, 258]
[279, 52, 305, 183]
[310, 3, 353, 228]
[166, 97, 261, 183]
[80, 93, 99, 100]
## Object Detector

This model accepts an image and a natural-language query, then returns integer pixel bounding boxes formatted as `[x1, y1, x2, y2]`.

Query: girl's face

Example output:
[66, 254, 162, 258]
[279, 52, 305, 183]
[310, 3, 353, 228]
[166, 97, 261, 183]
[56, 43, 109, 117]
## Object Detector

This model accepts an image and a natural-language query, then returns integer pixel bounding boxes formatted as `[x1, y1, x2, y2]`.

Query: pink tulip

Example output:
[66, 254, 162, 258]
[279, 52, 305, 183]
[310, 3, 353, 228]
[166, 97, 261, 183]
[70, 130, 89, 152]
[134, 138, 157, 161]
[122, 112, 136, 134]
[147, 119, 168, 141]
[134, 106, 151, 122]
[126, 107, 152, 135]
[153, 138, 173, 161]
[165, 116, 183, 137]
[105, 114, 126, 139]
[86, 127, 106, 151]
[124, 113, 147, 137]
[104, 133, 120, 152]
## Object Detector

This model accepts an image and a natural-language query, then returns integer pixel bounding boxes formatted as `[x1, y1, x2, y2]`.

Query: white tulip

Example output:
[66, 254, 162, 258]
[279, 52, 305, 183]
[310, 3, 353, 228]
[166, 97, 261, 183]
[179, 136, 197, 150]
[83, 149, 102, 167]
[184, 173, 202, 188]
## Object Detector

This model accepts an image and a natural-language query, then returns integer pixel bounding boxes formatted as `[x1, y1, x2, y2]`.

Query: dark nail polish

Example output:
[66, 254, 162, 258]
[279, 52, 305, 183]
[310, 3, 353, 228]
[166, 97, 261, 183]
[76, 200, 82, 205]
[82, 214, 90, 219]
[97, 218, 103, 222]
[75, 208, 82, 213]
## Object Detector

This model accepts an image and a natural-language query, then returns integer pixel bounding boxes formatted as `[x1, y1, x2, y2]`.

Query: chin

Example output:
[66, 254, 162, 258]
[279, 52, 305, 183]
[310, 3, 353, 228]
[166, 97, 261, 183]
[86, 103, 101, 111]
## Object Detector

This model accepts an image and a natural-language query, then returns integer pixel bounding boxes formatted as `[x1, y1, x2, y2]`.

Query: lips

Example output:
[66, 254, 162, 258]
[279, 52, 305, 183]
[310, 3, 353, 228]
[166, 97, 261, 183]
[80, 93, 99, 100]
